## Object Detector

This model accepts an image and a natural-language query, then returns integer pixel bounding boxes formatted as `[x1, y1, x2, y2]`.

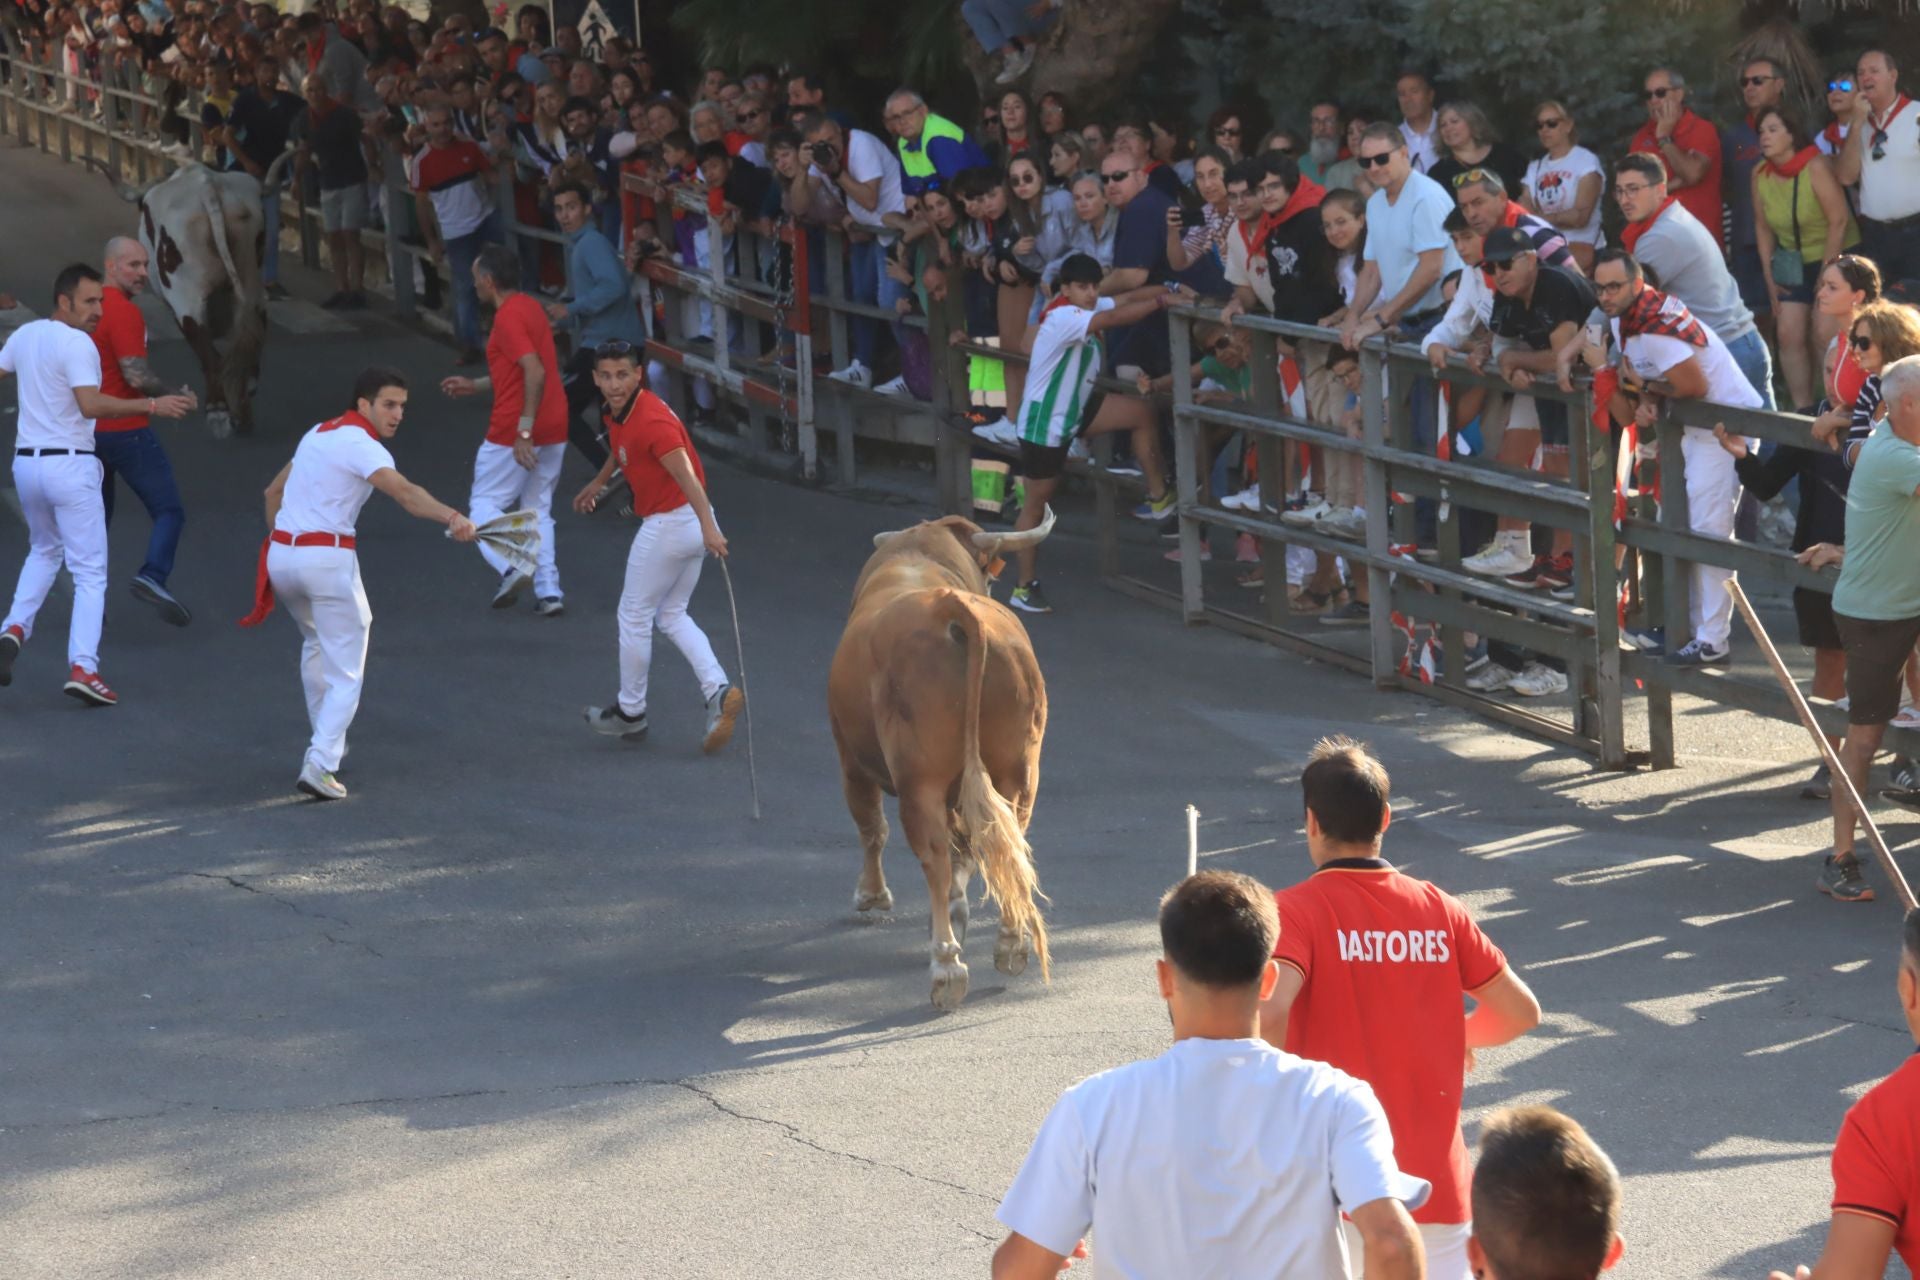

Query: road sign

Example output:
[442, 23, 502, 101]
[548, 0, 639, 58]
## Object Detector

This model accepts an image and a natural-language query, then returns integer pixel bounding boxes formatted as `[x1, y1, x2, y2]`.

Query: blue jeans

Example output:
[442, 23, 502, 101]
[261, 185, 282, 285]
[445, 214, 501, 351]
[96, 427, 183, 586]
[847, 236, 909, 370]
[961, 0, 1053, 50]
[1725, 327, 1777, 411]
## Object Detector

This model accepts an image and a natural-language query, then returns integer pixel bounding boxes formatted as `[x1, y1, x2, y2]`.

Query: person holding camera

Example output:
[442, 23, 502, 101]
[792, 109, 908, 389]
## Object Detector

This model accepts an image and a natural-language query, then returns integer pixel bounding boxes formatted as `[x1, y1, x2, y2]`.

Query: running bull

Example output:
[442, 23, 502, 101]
[86, 158, 288, 438]
[827, 509, 1056, 1010]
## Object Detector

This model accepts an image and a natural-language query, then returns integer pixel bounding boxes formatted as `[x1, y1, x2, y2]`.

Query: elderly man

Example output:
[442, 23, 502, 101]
[794, 108, 907, 388]
[1834, 49, 1920, 287]
[1613, 152, 1774, 408]
[1585, 248, 1760, 667]
[1796, 357, 1920, 903]
[1302, 100, 1346, 184]
[882, 88, 989, 198]
[1628, 68, 1723, 247]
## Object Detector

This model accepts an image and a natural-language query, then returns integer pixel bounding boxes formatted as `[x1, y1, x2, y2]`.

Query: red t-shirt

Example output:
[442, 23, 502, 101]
[608, 389, 704, 517]
[1831, 1052, 1920, 1271]
[484, 291, 568, 446]
[1274, 859, 1507, 1226]
[1629, 109, 1725, 249]
[93, 285, 148, 432]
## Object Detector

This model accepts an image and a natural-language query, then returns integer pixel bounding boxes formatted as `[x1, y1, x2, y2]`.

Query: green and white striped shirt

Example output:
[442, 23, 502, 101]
[1018, 298, 1115, 448]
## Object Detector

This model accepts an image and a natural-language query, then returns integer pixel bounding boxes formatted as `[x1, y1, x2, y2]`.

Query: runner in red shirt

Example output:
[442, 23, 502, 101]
[1260, 736, 1542, 1280]
[94, 237, 194, 626]
[571, 342, 744, 753]
[1770, 909, 1920, 1280]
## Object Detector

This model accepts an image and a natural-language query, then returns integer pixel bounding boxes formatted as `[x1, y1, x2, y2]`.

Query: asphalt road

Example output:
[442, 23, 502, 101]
[0, 139, 1914, 1280]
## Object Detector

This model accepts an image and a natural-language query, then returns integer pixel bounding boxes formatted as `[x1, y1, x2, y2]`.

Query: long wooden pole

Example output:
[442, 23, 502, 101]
[1727, 581, 1917, 910]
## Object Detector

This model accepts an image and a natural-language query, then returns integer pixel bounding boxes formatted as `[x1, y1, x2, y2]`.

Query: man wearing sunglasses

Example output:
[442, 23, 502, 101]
[1835, 50, 1920, 287]
[1627, 67, 1723, 250]
[1724, 58, 1789, 325]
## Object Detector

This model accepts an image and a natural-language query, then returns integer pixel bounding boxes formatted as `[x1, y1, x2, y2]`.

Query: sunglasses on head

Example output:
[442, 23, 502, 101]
[1852, 332, 1875, 351]
[1829, 78, 1854, 93]
[594, 339, 639, 360]
[1450, 167, 1493, 188]
[1357, 151, 1394, 168]
[1643, 86, 1672, 101]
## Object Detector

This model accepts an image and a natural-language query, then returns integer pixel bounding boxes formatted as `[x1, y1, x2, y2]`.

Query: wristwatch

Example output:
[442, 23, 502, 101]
[517, 429, 533, 440]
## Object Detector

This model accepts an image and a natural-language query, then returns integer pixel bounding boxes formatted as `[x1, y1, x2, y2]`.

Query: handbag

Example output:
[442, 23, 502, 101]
[1770, 171, 1805, 289]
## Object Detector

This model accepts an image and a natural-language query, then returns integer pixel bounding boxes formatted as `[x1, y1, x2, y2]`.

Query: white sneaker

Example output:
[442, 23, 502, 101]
[970, 416, 1020, 446]
[1322, 507, 1367, 538]
[1219, 485, 1260, 512]
[828, 360, 871, 388]
[1281, 499, 1331, 527]
[874, 375, 911, 396]
[995, 42, 1036, 84]
[296, 761, 347, 801]
[1067, 437, 1092, 462]
[1508, 662, 1569, 697]
[1466, 662, 1518, 693]
[1462, 534, 1535, 578]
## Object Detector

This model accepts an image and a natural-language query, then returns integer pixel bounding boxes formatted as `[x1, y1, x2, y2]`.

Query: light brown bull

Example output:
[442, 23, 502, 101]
[827, 509, 1057, 1011]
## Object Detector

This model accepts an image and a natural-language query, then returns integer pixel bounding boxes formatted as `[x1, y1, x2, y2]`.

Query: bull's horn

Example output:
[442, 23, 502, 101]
[77, 155, 145, 203]
[973, 505, 1056, 553]
[872, 529, 905, 548]
[262, 145, 296, 194]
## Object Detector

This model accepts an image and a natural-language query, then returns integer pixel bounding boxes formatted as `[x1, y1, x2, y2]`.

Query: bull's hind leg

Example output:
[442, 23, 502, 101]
[840, 768, 893, 913]
[991, 757, 1040, 977]
[900, 786, 967, 1011]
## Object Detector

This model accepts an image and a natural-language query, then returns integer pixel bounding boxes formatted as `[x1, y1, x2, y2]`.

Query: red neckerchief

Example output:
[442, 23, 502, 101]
[1762, 144, 1819, 179]
[1823, 121, 1849, 151]
[1236, 215, 1270, 259]
[1618, 196, 1679, 254]
[1619, 285, 1708, 348]
[305, 31, 324, 73]
[317, 409, 382, 441]
[1247, 175, 1326, 258]
[1869, 94, 1914, 136]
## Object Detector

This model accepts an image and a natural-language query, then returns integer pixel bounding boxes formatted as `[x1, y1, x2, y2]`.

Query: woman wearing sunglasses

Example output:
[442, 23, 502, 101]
[1754, 105, 1860, 412]
[1520, 100, 1603, 274]
[1817, 76, 1859, 160]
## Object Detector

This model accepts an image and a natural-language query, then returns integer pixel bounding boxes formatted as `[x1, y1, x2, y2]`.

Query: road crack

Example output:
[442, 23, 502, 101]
[669, 1080, 1002, 1205]
[173, 870, 354, 928]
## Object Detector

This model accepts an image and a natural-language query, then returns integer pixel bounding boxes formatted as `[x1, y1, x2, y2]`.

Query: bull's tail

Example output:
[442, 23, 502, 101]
[939, 591, 1050, 981]
[201, 184, 243, 292]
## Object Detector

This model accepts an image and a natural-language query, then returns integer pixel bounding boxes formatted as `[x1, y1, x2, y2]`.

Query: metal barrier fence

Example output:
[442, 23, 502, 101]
[5, 41, 1894, 770]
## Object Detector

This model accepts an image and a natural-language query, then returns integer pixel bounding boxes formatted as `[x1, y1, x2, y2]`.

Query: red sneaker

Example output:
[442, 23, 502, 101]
[63, 665, 117, 707]
[0, 624, 22, 688]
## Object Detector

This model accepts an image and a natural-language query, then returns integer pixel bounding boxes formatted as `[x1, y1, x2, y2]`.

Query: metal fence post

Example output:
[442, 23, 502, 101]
[1656, 415, 1692, 664]
[1360, 341, 1398, 686]
[1171, 310, 1203, 622]
[382, 142, 417, 317]
[1244, 328, 1290, 630]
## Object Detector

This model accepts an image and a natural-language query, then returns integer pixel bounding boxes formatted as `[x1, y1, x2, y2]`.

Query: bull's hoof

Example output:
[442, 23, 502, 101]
[994, 932, 1029, 976]
[206, 409, 233, 440]
[930, 960, 970, 1011]
[853, 887, 893, 913]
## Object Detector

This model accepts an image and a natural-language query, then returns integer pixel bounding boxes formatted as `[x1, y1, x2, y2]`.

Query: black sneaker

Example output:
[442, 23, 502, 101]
[264, 282, 291, 302]
[1010, 581, 1052, 614]
[320, 291, 351, 309]
[0, 625, 19, 687]
[1318, 600, 1371, 627]
[585, 704, 648, 741]
[130, 574, 192, 627]
[1817, 853, 1875, 903]
[1800, 765, 1831, 801]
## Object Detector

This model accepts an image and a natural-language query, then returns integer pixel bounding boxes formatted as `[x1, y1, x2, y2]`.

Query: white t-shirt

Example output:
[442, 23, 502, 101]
[808, 128, 905, 235]
[1612, 311, 1764, 415]
[1858, 97, 1920, 222]
[1400, 118, 1439, 174]
[1421, 264, 1496, 353]
[1018, 298, 1115, 448]
[1523, 146, 1605, 245]
[1223, 220, 1274, 313]
[274, 422, 397, 537]
[1, 318, 104, 450]
[1364, 172, 1461, 320]
[997, 1037, 1430, 1280]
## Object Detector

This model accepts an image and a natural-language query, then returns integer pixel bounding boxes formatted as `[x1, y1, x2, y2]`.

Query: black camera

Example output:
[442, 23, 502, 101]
[808, 141, 837, 166]
[1178, 204, 1205, 231]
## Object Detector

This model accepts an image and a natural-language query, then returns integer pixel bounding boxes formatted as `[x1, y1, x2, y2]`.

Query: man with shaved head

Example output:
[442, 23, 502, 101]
[93, 237, 195, 626]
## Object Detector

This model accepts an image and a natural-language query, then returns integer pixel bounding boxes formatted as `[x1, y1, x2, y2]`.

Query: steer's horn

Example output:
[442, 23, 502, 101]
[262, 145, 296, 194]
[872, 529, 906, 548]
[973, 505, 1056, 554]
[77, 155, 146, 203]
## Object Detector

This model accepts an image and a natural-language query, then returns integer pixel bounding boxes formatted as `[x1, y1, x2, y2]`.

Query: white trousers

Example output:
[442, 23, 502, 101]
[1680, 426, 1745, 649]
[470, 440, 565, 598]
[1342, 1219, 1471, 1280]
[617, 505, 726, 716]
[267, 544, 370, 773]
[5, 454, 108, 671]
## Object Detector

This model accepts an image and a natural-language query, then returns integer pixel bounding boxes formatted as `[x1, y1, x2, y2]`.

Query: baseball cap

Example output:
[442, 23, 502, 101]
[1481, 225, 1532, 264]
[476, 25, 507, 42]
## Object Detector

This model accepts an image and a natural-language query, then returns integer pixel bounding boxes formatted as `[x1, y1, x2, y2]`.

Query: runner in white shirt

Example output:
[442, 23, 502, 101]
[0, 263, 194, 705]
[243, 366, 477, 801]
[993, 870, 1429, 1280]
[1002, 254, 1178, 616]
[1581, 248, 1761, 666]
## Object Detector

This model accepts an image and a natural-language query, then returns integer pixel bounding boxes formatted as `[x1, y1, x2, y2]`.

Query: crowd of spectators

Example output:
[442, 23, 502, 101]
[10, 0, 1920, 887]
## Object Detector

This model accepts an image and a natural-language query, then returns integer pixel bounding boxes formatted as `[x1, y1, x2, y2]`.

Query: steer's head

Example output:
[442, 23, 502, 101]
[868, 507, 1057, 592]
